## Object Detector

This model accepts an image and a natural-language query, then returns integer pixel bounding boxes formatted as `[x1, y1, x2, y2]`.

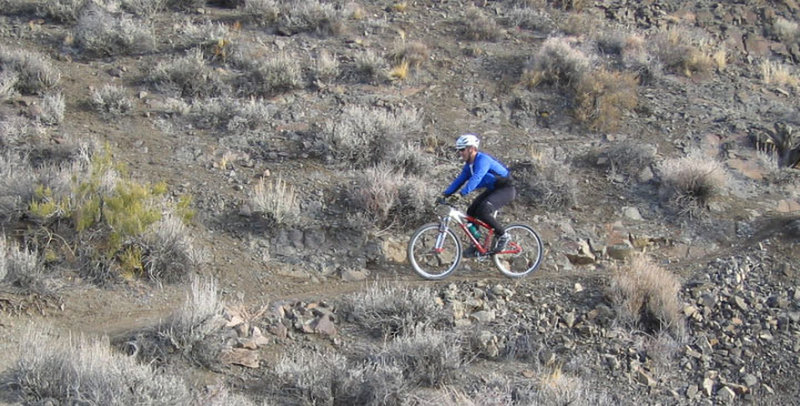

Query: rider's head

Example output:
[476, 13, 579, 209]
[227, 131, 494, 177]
[455, 133, 479, 162]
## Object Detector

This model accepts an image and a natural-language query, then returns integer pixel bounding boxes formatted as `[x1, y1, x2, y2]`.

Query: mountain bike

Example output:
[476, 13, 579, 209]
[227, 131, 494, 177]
[407, 200, 543, 280]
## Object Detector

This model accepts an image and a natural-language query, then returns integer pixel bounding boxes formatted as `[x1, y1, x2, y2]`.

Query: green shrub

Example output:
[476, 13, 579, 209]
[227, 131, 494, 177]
[2, 326, 193, 405]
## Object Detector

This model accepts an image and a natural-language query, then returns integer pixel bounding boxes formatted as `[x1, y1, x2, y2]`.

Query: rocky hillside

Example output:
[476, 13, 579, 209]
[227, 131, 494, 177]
[0, 0, 799, 404]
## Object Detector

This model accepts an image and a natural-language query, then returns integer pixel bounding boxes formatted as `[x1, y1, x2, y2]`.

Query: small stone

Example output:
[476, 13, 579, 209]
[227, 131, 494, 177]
[743, 374, 758, 387]
[718, 386, 736, 403]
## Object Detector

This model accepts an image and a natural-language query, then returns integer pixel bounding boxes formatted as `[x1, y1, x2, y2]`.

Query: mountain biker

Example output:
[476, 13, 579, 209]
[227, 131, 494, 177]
[442, 133, 515, 254]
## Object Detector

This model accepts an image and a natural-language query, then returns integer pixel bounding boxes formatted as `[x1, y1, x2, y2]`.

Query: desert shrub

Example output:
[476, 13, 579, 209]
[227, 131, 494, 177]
[573, 69, 638, 132]
[526, 364, 613, 405]
[0, 152, 36, 222]
[608, 255, 685, 336]
[243, 0, 279, 24]
[522, 36, 592, 88]
[91, 84, 133, 116]
[760, 59, 799, 90]
[249, 175, 299, 225]
[275, 349, 347, 405]
[36, 0, 87, 23]
[122, 0, 167, 16]
[172, 20, 233, 51]
[188, 96, 274, 132]
[39, 92, 65, 125]
[650, 27, 714, 77]
[377, 325, 462, 387]
[347, 165, 435, 228]
[321, 105, 422, 168]
[512, 157, 577, 212]
[145, 48, 228, 98]
[339, 283, 446, 338]
[459, 6, 502, 41]
[336, 360, 406, 406]
[139, 213, 204, 282]
[753, 122, 800, 168]
[308, 49, 340, 85]
[167, 0, 206, 10]
[74, 6, 156, 56]
[0, 46, 61, 94]
[0, 70, 18, 100]
[166, 276, 225, 349]
[352, 49, 385, 82]
[2, 326, 193, 405]
[0, 237, 46, 293]
[507, 6, 554, 33]
[594, 140, 656, 179]
[276, 0, 344, 36]
[772, 16, 799, 44]
[233, 52, 303, 97]
[657, 152, 728, 216]
[389, 40, 429, 69]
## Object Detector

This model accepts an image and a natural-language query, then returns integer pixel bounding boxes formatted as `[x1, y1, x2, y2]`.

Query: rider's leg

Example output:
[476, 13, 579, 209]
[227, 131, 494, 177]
[471, 185, 516, 235]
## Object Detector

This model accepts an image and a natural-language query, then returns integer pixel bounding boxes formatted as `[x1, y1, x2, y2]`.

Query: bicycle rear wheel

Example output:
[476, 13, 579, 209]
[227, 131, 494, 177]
[408, 223, 462, 280]
[493, 224, 543, 278]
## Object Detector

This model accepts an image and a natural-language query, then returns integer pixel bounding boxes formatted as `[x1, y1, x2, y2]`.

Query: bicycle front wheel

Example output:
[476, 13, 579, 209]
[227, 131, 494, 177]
[493, 224, 543, 278]
[408, 223, 462, 280]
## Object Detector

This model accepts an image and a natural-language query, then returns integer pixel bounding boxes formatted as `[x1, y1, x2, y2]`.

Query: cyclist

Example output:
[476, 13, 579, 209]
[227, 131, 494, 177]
[442, 133, 515, 254]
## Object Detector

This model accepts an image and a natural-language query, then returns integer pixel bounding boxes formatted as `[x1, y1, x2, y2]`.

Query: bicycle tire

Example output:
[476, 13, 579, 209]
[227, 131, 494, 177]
[408, 223, 462, 280]
[493, 224, 543, 278]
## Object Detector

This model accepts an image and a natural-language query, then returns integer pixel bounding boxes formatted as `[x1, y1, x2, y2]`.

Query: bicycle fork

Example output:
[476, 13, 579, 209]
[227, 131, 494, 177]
[433, 216, 451, 252]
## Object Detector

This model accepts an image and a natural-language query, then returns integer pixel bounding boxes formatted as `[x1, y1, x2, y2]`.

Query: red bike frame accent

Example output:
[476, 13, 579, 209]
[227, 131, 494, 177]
[459, 215, 495, 254]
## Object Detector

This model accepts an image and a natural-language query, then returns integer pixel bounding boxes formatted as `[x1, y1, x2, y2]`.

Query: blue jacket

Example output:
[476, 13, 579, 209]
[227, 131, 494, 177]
[444, 152, 510, 196]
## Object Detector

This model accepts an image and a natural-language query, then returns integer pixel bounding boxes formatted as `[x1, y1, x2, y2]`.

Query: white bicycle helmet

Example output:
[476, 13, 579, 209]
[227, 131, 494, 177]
[455, 133, 480, 149]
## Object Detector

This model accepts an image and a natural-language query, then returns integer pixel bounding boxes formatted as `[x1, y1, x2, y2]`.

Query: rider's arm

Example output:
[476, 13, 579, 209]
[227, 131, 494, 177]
[459, 154, 492, 196]
[443, 165, 470, 195]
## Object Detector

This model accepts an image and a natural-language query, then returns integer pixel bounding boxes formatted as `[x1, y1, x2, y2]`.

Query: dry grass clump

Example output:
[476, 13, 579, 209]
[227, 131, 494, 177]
[167, 0, 206, 10]
[608, 255, 685, 336]
[321, 105, 422, 168]
[274, 349, 348, 405]
[650, 27, 715, 77]
[145, 48, 228, 98]
[36, 0, 87, 23]
[91, 84, 133, 116]
[172, 20, 234, 51]
[74, 5, 156, 56]
[573, 69, 638, 132]
[2, 326, 193, 405]
[0, 46, 61, 95]
[657, 152, 728, 216]
[40, 92, 65, 125]
[460, 7, 502, 41]
[0, 237, 46, 294]
[522, 36, 592, 88]
[760, 59, 800, 90]
[0, 153, 34, 221]
[250, 175, 299, 225]
[339, 283, 446, 338]
[377, 326, 462, 387]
